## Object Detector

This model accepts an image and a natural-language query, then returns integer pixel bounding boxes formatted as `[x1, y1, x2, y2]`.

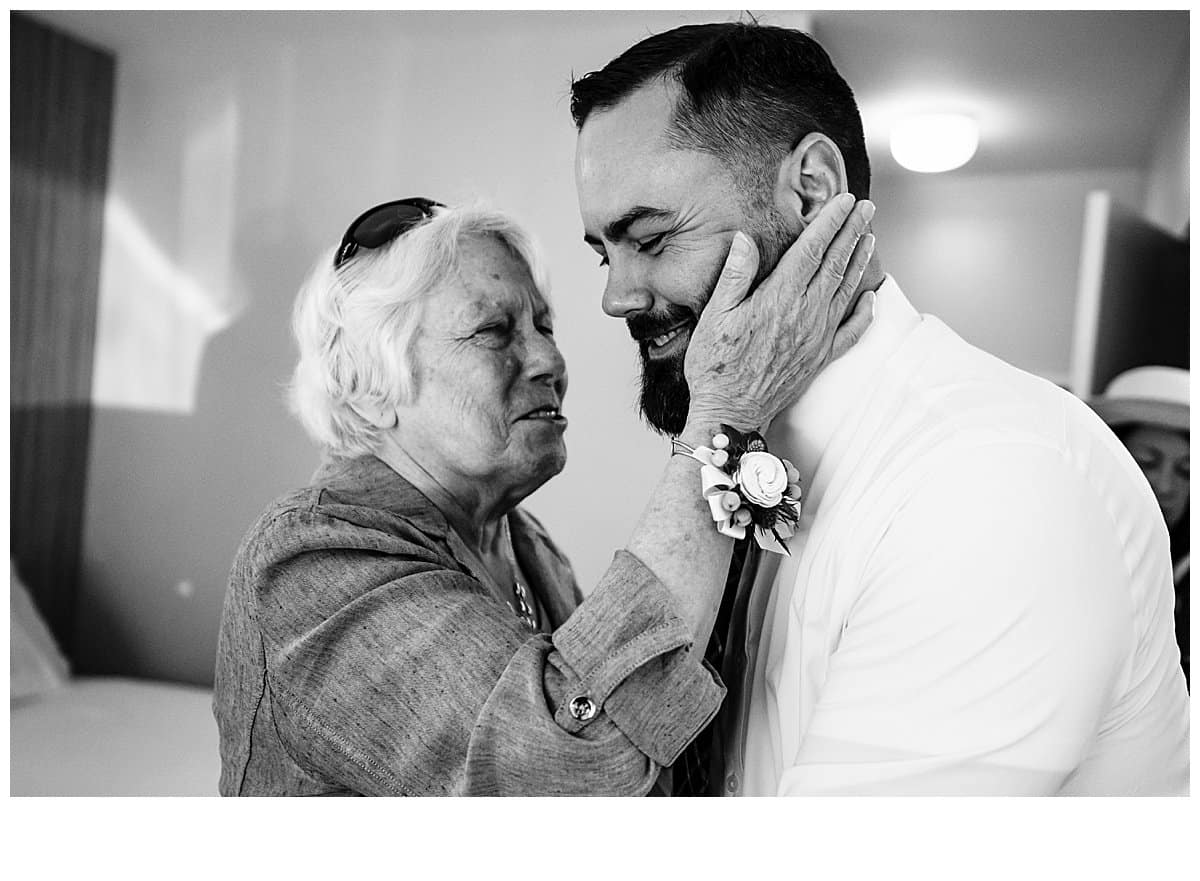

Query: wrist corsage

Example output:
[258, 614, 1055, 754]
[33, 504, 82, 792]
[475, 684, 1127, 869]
[672, 424, 802, 556]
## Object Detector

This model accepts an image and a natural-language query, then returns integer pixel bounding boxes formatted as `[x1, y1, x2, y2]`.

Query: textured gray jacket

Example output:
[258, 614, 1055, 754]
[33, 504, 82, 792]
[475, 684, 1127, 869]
[213, 454, 724, 795]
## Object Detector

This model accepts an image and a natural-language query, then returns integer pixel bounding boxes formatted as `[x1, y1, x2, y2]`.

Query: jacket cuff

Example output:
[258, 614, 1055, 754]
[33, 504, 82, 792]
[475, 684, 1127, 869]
[603, 650, 725, 767]
[551, 550, 726, 766]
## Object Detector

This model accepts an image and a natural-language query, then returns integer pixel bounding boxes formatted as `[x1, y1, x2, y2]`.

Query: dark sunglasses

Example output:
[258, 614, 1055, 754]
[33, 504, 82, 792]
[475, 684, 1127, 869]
[334, 197, 445, 268]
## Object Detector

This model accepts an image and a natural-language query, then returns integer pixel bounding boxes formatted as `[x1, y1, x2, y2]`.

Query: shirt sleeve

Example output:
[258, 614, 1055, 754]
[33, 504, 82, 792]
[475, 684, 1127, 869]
[252, 506, 723, 796]
[776, 441, 1131, 796]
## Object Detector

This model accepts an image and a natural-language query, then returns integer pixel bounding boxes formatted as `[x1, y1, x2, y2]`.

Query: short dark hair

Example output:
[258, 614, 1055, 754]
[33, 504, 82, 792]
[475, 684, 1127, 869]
[570, 22, 870, 201]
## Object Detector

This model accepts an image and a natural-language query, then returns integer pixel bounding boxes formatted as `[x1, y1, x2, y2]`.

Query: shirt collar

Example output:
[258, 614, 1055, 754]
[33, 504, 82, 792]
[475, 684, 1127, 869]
[311, 453, 451, 537]
[764, 275, 922, 491]
[310, 452, 578, 629]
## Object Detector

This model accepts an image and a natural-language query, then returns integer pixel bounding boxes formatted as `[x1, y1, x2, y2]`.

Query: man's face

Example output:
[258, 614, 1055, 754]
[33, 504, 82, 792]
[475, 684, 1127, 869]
[574, 80, 790, 434]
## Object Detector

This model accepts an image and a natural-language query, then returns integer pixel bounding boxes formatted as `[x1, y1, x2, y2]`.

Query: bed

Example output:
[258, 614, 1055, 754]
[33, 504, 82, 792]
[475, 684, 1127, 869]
[10, 565, 220, 796]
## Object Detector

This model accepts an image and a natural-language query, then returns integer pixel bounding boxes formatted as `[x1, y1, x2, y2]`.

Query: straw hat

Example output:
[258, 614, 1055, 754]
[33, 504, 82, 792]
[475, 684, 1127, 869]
[1090, 366, 1190, 433]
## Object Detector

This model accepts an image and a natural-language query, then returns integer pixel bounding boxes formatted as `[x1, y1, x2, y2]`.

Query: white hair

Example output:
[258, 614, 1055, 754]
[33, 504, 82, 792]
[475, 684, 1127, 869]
[288, 202, 552, 456]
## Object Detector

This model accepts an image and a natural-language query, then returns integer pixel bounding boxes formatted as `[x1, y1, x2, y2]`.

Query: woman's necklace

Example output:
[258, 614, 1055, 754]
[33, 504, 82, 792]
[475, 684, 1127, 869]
[380, 447, 541, 631]
[455, 517, 539, 631]
[501, 519, 538, 631]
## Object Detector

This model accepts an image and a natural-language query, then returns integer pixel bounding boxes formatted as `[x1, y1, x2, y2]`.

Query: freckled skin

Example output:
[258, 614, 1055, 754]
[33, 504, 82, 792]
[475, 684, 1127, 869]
[393, 234, 568, 513]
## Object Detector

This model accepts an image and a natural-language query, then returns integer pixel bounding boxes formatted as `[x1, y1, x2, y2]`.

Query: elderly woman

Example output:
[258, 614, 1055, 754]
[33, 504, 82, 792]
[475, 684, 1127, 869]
[1092, 366, 1190, 686]
[214, 195, 874, 795]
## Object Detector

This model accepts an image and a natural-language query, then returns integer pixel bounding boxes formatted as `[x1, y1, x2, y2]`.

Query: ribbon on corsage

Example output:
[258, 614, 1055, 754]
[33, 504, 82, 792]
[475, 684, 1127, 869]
[676, 424, 802, 556]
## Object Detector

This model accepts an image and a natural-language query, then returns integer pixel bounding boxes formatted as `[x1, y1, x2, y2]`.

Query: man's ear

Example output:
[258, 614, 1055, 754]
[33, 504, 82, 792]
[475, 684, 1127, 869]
[775, 133, 849, 224]
[351, 398, 399, 430]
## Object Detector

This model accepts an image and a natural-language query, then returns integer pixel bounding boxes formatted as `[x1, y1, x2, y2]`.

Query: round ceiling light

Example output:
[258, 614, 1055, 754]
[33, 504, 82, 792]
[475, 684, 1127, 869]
[889, 113, 979, 173]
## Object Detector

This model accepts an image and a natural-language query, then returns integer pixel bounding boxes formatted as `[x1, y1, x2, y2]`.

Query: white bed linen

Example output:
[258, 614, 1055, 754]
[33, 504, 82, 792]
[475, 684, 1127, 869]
[10, 676, 219, 796]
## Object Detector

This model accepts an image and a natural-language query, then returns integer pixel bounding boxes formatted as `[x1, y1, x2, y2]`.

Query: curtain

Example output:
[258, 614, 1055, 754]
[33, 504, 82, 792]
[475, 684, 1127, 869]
[10, 12, 115, 654]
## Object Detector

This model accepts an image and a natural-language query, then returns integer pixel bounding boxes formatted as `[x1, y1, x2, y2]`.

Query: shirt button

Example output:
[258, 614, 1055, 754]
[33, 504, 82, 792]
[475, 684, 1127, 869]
[726, 773, 739, 793]
[568, 695, 597, 722]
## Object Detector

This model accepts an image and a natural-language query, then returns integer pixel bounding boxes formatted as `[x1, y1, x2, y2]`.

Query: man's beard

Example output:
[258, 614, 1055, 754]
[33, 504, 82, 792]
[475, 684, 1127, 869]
[633, 207, 793, 436]
[631, 301, 699, 436]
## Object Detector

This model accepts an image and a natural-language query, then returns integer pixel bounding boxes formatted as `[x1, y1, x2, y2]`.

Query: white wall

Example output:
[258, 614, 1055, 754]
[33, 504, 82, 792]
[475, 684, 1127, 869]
[870, 167, 1145, 387]
[1143, 49, 1190, 236]
[52, 10, 1174, 683]
[73, 10, 817, 683]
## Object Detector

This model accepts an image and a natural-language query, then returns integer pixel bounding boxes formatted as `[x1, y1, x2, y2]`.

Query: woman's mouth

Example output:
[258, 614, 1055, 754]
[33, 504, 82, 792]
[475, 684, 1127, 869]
[516, 406, 567, 426]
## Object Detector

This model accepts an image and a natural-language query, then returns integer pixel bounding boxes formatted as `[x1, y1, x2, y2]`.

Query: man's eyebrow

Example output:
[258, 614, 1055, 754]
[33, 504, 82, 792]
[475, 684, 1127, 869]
[583, 206, 675, 246]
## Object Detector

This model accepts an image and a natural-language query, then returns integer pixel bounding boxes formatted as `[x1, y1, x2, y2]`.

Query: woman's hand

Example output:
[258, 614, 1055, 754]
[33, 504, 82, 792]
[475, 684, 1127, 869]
[684, 194, 876, 434]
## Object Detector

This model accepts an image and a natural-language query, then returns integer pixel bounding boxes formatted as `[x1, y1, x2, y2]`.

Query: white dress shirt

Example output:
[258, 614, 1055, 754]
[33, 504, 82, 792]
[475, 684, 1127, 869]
[725, 276, 1190, 796]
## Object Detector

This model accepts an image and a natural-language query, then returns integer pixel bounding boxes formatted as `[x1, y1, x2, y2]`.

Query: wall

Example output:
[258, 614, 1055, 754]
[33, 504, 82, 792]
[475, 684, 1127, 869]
[47, 11, 1175, 684]
[870, 167, 1145, 387]
[1143, 48, 1190, 236]
[70, 10, 816, 684]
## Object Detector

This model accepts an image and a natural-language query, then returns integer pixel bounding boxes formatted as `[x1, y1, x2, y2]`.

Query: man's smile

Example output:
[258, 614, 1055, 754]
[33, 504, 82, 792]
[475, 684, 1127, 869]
[644, 321, 693, 360]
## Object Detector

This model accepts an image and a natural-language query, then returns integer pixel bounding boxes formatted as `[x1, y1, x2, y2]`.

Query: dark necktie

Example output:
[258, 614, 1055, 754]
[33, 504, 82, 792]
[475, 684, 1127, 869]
[671, 537, 752, 796]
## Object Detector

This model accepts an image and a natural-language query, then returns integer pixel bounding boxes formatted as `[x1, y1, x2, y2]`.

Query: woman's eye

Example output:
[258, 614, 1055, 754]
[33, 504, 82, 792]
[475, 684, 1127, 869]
[1133, 449, 1161, 470]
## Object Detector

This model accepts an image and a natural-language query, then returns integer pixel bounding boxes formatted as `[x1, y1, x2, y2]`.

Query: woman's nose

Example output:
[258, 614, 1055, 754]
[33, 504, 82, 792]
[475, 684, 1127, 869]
[525, 331, 567, 393]
[1146, 464, 1174, 500]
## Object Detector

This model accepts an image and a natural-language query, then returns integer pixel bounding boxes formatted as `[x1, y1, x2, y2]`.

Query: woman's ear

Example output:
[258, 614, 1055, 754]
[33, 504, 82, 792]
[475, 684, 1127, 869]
[351, 398, 399, 430]
[775, 132, 849, 224]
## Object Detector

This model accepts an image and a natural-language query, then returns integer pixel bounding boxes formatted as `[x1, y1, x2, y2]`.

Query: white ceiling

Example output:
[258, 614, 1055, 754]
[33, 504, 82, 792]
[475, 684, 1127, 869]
[810, 10, 1188, 177]
[31, 9, 1189, 179]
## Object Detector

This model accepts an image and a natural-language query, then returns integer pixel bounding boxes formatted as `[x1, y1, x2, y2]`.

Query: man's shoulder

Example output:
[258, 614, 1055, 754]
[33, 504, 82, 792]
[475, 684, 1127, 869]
[827, 331, 1138, 542]
[882, 318, 1105, 463]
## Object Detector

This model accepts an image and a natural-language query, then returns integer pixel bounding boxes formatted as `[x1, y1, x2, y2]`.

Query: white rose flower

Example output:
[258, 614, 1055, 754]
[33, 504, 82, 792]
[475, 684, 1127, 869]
[735, 451, 789, 508]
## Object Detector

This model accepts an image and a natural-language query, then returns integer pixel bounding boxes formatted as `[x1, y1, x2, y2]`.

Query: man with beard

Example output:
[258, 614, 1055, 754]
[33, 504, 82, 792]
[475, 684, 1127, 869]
[571, 22, 1189, 795]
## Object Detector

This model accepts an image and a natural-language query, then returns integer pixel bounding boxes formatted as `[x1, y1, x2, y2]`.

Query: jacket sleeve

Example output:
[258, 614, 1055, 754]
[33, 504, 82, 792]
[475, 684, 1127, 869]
[251, 505, 724, 796]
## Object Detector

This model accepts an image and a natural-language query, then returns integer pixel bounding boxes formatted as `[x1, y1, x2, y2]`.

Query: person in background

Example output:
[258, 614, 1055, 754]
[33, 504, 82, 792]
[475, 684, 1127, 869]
[212, 196, 874, 795]
[570, 21, 1190, 795]
[1092, 366, 1190, 686]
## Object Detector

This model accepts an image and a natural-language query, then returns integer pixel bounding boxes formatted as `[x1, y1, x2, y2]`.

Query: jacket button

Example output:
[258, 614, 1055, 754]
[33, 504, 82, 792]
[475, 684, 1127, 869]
[726, 773, 739, 793]
[568, 695, 597, 722]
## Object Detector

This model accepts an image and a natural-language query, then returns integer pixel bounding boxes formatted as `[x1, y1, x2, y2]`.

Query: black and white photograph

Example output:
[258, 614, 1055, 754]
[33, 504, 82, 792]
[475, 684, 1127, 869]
[9, 5, 1191, 846]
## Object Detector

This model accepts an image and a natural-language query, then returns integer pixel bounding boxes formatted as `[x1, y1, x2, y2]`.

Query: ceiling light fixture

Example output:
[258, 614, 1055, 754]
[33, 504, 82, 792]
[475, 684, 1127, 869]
[890, 113, 979, 173]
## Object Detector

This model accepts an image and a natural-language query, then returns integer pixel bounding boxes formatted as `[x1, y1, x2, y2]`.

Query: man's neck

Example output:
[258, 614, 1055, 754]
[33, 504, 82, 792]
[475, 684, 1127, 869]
[766, 271, 917, 493]
[858, 251, 886, 299]
[829, 246, 885, 328]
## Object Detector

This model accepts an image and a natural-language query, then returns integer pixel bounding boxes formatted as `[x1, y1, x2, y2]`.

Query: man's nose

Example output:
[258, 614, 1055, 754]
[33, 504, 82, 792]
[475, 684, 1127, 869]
[601, 260, 653, 318]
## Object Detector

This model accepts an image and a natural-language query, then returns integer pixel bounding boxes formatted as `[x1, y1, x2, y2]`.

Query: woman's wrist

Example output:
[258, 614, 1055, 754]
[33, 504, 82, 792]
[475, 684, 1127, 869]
[669, 421, 804, 558]
[679, 407, 761, 446]
[676, 419, 724, 449]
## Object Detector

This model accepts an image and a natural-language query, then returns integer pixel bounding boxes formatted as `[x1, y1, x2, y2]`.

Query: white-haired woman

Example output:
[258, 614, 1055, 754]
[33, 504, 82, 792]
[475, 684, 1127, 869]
[214, 195, 875, 795]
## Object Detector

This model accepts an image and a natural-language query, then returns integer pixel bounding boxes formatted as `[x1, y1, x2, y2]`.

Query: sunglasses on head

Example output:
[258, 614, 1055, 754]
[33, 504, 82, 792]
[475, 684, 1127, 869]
[334, 197, 445, 268]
